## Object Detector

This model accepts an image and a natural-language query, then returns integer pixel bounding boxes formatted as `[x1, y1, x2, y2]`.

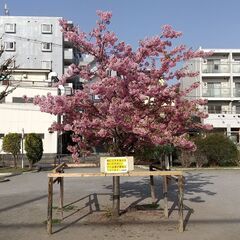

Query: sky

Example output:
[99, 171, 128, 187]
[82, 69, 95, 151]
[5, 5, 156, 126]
[2, 0, 240, 50]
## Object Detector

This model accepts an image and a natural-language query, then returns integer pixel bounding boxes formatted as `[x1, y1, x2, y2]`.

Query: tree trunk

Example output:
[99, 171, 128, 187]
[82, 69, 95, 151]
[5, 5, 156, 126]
[112, 176, 120, 217]
[165, 154, 170, 170]
[13, 156, 17, 168]
[29, 161, 33, 170]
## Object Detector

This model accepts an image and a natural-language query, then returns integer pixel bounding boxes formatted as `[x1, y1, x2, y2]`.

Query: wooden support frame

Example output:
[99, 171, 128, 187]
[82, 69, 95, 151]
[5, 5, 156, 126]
[149, 165, 156, 204]
[47, 163, 185, 234]
[163, 175, 168, 218]
[47, 177, 53, 235]
[53, 162, 67, 173]
[48, 170, 183, 178]
[59, 177, 64, 218]
[112, 176, 120, 217]
[178, 175, 184, 232]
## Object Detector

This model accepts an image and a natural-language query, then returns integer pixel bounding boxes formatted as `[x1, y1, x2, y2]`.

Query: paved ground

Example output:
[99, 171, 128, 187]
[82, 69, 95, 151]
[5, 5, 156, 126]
[0, 168, 240, 240]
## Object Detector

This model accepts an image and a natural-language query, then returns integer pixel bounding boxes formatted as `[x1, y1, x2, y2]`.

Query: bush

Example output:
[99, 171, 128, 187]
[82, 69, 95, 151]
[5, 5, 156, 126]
[25, 133, 43, 169]
[134, 144, 175, 168]
[179, 150, 194, 168]
[2, 133, 21, 168]
[194, 133, 238, 167]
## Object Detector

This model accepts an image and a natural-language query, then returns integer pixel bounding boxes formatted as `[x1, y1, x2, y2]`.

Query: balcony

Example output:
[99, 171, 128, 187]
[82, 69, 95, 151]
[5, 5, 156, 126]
[207, 109, 223, 114]
[233, 88, 240, 97]
[232, 63, 240, 73]
[64, 48, 74, 63]
[202, 88, 230, 97]
[202, 63, 230, 74]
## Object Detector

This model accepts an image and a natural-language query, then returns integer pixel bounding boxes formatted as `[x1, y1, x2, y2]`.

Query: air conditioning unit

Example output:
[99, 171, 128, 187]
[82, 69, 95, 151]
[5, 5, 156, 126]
[46, 72, 58, 82]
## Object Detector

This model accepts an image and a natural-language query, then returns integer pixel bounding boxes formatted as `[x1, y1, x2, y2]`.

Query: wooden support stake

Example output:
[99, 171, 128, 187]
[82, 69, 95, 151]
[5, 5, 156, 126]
[53, 162, 66, 173]
[59, 177, 64, 218]
[47, 177, 53, 235]
[149, 166, 156, 204]
[178, 175, 184, 232]
[163, 175, 168, 218]
[112, 176, 120, 217]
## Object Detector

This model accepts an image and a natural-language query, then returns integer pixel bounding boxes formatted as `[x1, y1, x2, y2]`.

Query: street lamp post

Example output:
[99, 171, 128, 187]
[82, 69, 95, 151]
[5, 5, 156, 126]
[21, 128, 24, 169]
[57, 85, 73, 164]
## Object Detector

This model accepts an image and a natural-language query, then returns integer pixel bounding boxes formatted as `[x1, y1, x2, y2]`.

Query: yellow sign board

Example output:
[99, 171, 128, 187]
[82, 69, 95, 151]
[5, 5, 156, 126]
[105, 157, 128, 173]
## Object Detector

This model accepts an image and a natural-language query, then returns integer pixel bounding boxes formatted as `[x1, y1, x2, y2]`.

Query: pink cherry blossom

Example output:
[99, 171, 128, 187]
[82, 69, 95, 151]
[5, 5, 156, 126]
[34, 11, 212, 160]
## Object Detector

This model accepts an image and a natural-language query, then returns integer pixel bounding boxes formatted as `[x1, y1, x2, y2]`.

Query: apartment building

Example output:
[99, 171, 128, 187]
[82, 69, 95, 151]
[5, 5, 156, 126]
[181, 49, 240, 143]
[0, 16, 81, 156]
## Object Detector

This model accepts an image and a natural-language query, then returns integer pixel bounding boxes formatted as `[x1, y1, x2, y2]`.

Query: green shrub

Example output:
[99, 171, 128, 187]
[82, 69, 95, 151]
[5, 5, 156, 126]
[2, 133, 21, 168]
[134, 144, 175, 168]
[25, 133, 43, 169]
[195, 133, 238, 167]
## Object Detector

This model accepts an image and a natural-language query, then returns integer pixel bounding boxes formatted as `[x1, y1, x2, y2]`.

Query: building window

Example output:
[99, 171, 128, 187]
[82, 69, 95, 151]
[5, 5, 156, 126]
[208, 105, 222, 114]
[0, 133, 4, 138]
[41, 61, 52, 69]
[236, 105, 240, 114]
[12, 97, 33, 103]
[41, 24, 52, 34]
[4, 23, 16, 33]
[42, 42, 52, 52]
[4, 41, 15, 51]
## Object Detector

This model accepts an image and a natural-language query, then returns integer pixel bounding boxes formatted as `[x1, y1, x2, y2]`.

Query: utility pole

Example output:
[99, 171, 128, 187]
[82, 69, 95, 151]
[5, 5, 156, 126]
[4, 3, 9, 16]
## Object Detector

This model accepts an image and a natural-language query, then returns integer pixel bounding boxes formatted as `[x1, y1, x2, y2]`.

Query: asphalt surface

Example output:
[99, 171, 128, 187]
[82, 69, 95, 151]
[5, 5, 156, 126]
[0, 168, 240, 240]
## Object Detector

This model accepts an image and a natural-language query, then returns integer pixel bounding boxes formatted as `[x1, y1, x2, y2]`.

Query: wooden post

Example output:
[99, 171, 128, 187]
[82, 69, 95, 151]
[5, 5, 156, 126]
[112, 176, 120, 217]
[163, 175, 168, 218]
[149, 165, 156, 204]
[59, 177, 64, 218]
[178, 175, 184, 232]
[47, 177, 53, 234]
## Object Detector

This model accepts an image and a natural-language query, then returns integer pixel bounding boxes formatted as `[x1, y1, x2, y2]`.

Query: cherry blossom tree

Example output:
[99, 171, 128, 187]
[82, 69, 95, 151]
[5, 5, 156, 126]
[34, 10, 211, 161]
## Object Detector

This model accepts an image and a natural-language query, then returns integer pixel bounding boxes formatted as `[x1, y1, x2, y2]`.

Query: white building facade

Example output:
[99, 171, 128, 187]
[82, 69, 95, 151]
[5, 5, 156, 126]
[0, 84, 58, 154]
[0, 16, 81, 156]
[181, 49, 240, 143]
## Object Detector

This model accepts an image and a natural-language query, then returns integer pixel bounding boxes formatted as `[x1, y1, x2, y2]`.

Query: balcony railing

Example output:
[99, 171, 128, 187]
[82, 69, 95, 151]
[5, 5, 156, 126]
[204, 106, 240, 114]
[202, 63, 230, 73]
[1, 79, 55, 88]
[206, 109, 223, 114]
[232, 63, 240, 73]
[202, 88, 230, 97]
[233, 88, 240, 97]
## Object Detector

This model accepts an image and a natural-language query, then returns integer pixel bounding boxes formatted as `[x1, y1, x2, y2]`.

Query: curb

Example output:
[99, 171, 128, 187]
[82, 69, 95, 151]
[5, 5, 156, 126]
[172, 167, 240, 171]
[0, 173, 13, 177]
[0, 178, 10, 182]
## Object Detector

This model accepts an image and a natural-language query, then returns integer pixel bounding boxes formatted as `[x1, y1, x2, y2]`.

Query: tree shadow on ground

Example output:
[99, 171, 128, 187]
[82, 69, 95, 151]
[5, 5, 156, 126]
[52, 172, 217, 233]
[0, 194, 48, 213]
[103, 172, 217, 206]
[102, 172, 217, 230]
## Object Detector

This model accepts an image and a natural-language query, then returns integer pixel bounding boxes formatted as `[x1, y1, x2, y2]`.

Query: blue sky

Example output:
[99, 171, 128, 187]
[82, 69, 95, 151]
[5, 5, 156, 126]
[2, 0, 240, 50]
